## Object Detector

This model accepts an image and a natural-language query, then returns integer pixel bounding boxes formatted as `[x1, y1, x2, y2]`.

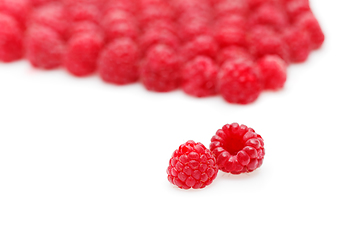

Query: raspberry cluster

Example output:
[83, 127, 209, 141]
[167, 123, 265, 190]
[0, 0, 324, 104]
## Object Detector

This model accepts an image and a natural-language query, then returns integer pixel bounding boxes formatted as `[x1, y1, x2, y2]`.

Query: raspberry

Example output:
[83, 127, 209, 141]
[139, 29, 179, 55]
[210, 123, 265, 174]
[215, 25, 247, 48]
[179, 18, 210, 42]
[139, 4, 174, 27]
[180, 35, 218, 62]
[167, 140, 218, 189]
[105, 21, 138, 43]
[101, 9, 136, 28]
[64, 32, 103, 77]
[141, 44, 180, 92]
[217, 45, 253, 66]
[283, 26, 311, 63]
[29, 3, 67, 38]
[99, 38, 139, 85]
[296, 12, 325, 50]
[181, 56, 218, 98]
[0, 0, 30, 29]
[218, 59, 262, 104]
[249, 26, 289, 62]
[30, 0, 56, 7]
[67, 3, 100, 23]
[256, 55, 287, 90]
[0, 14, 23, 62]
[248, 3, 288, 31]
[214, 0, 248, 18]
[285, 0, 310, 22]
[26, 25, 64, 69]
[67, 21, 102, 40]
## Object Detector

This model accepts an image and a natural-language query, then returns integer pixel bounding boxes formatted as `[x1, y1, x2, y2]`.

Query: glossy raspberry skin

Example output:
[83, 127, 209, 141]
[182, 56, 218, 98]
[256, 55, 287, 90]
[140, 44, 180, 92]
[218, 59, 262, 104]
[99, 38, 139, 85]
[0, 14, 23, 62]
[26, 25, 64, 69]
[167, 140, 218, 189]
[210, 123, 265, 174]
[64, 32, 103, 77]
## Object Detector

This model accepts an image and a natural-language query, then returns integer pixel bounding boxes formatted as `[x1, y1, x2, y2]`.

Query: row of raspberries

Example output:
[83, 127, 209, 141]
[0, 0, 324, 104]
[167, 123, 264, 189]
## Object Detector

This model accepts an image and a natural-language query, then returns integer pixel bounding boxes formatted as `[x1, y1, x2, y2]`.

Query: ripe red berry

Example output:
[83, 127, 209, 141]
[218, 59, 262, 104]
[210, 123, 265, 174]
[26, 25, 64, 69]
[139, 29, 179, 54]
[67, 3, 100, 23]
[67, 21, 102, 40]
[181, 56, 218, 98]
[0, 14, 23, 62]
[29, 3, 68, 38]
[104, 21, 138, 43]
[248, 3, 288, 31]
[180, 35, 218, 62]
[167, 140, 218, 189]
[140, 44, 180, 92]
[285, 0, 310, 23]
[256, 55, 287, 90]
[64, 32, 103, 76]
[283, 26, 311, 63]
[0, 0, 30, 30]
[296, 12, 325, 50]
[217, 45, 253, 66]
[215, 25, 247, 48]
[179, 18, 210, 42]
[99, 38, 139, 85]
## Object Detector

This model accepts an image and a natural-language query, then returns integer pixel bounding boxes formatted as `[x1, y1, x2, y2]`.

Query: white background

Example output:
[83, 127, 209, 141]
[1, 0, 360, 239]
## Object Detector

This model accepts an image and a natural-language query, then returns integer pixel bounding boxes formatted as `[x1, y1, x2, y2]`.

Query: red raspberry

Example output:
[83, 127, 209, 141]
[105, 21, 138, 43]
[210, 123, 265, 174]
[179, 18, 210, 42]
[64, 32, 103, 77]
[0, 0, 30, 30]
[99, 38, 139, 85]
[139, 29, 179, 55]
[181, 56, 218, 98]
[181, 35, 218, 62]
[140, 44, 180, 92]
[256, 55, 287, 90]
[214, 0, 248, 18]
[102, 0, 137, 15]
[217, 45, 253, 66]
[0, 14, 23, 62]
[249, 26, 289, 62]
[30, 0, 56, 7]
[101, 9, 136, 28]
[296, 12, 325, 50]
[139, 4, 174, 27]
[67, 3, 100, 23]
[26, 25, 64, 69]
[215, 25, 247, 48]
[67, 21, 102, 40]
[248, 3, 288, 31]
[285, 0, 310, 22]
[218, 59, 262, 104]
[246, 0, 277, 10]
[167, 140, 218, 189]
[215, 14, 247, 28]
[283, 26, 311, 63]
[29, 3, 68, 38]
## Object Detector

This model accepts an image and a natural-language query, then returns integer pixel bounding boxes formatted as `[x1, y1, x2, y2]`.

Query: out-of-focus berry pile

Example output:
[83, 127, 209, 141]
[0, 0, 324, 104]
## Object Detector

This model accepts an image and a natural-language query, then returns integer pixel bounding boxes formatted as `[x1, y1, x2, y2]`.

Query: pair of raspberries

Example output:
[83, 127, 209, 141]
[167, 123, 264, 189]
[0, 0, 324, 104]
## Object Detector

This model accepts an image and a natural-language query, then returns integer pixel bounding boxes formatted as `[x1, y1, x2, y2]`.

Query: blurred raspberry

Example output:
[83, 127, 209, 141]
[248, 3, 288, 31]
[285, 0, 310, 22]
[139, 29, 179, 54]
[99, 38, 139, 85]
[26, 25, 64, 69]
[66, 21, 102, 40]
[217, 45, 253, 66]
[141, 44, 180, 92]
[64, 32, 103, 76]
[67, 3, 100, 23]
[297, 12, 325, 50]
[218, 59, 262, 104]
[210, 123, 265, 174]
[181, 35, 218, 62]
[214, 0, 248, 18]
[215, 25, 247, 48]
[104, 21, 138, 43]
[283, 26, 311, 63]
[0, 14, 23, 62]
[179, 18, 210, 42]
[256, 55, 287, 90]
[167, 140, 218, 189]
[0, 0, 30, 30]
[182, 56, 218, 97]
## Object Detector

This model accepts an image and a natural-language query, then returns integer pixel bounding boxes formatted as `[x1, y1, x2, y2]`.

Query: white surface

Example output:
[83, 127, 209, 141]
[1, 1, 360, 239]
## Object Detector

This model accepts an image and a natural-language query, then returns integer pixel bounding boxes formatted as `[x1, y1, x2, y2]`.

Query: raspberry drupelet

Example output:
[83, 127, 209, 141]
[181, 56, 218, 98]
[167, 140, 218, 189]
[210, 123, 265, 175]
[218, 58, 262, 104]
